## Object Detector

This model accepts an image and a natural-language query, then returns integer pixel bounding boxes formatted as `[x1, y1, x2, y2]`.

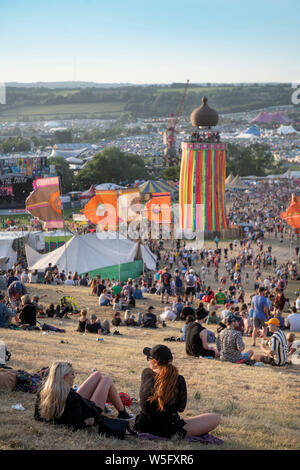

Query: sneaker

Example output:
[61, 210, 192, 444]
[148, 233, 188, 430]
[113, 330, 122, 336]
[117, 407, 134, 421]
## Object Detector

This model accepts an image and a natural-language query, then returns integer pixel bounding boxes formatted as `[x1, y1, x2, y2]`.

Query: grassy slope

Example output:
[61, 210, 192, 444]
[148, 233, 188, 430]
[0, 236, 299, 450]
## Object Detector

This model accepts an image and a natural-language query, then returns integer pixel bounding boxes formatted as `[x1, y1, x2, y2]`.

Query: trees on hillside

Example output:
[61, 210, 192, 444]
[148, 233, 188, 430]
[226, 143, 275, 176]
[47, 156, 75, 193]
[77, 147, 148, 186]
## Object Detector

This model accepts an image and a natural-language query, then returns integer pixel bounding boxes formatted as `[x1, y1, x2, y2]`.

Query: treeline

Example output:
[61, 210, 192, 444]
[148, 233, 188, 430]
[2, 84, 294, 118]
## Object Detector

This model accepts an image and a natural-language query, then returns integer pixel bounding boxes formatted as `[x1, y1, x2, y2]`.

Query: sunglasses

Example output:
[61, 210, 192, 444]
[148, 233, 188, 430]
[146, 356, 154, 361]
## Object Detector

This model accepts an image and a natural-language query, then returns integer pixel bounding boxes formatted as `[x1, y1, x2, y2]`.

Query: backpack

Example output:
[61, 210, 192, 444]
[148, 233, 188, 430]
[16, 370, 43, 393]
[186, 275, 194, 286]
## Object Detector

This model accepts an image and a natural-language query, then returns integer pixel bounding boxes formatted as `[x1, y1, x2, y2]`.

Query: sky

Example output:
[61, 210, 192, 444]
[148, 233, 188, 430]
[1, 0, 300, 84]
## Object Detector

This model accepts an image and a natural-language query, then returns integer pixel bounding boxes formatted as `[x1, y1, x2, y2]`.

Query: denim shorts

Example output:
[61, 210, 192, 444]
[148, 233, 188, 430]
[241, 352, 250, 361]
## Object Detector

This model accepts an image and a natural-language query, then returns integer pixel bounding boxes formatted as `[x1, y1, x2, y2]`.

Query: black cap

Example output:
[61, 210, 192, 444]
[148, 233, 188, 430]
[259, 286, 265, 292]
[143, 345, 173, 364]
[227, 314, 240, 324]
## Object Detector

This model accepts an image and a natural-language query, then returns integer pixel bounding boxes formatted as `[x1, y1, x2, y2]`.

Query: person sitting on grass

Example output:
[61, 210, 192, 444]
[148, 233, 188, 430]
[112, 294, 127, 311]
[99, 289, 112, 307]
[141, 306, 161, 329]
[85, 314, 110, 335]
[185, 309, 220, 358]
[133, 345, 220, 438]
[17, 295, 37, 327]
[77, 309, 89, 333]
[180, 315, 195, 342]
[286, 333, 297, 355]
[216, 314, 253, 364]
[0, 294, 15, 328]
[133, 284, 144, 300]
[46, 303, 58, 318]
[112, 311, 124, 327]
[124, 311, 138, 327]
[160, 306, 177, 322]
[34, 361, 133, 431]
[252, 318, 289, 366]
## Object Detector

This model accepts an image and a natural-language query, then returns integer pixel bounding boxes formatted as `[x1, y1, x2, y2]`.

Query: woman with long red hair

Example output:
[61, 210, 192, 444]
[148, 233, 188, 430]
[133, 344, 220, 438]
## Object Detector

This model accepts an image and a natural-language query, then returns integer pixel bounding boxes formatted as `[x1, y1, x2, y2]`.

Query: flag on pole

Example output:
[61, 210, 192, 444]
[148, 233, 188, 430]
[25, 176, 63, 229]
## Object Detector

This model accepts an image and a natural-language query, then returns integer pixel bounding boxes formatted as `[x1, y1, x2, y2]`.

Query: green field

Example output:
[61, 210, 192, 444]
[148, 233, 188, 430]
[0, 102, 125, 122]
[156, 86, 235, 94]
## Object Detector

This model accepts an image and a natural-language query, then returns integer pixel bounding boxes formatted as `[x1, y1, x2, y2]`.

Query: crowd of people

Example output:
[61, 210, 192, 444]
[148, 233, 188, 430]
[1, 180, 300, 442]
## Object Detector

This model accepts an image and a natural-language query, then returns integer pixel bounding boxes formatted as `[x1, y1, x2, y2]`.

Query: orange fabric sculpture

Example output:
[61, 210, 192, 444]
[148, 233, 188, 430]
[145, 192, 171, 224]
[281, 194, 300, 235]
[25, 176, 63, 229]
[83, 190, 118, 231]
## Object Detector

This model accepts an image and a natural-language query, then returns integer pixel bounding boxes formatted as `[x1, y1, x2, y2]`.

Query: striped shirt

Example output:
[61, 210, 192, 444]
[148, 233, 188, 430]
[269, 329, 288, 366]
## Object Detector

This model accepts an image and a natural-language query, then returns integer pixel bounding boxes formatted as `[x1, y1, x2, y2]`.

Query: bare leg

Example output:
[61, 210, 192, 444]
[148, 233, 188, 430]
[183, 413, 220, 436]
[90, 375, 123, 412]
[77, 372, 124, 412]
[252, 327, 258, 346]
[77, 371, 103, 399]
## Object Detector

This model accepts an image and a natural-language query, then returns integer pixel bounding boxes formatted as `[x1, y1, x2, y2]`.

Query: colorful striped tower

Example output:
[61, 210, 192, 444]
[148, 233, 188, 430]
[179, 142, 227, 232]
[179, 97, 227, 233]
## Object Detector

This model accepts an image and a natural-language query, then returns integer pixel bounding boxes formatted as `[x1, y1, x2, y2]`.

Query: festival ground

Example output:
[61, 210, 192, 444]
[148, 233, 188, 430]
[0, 235, 299, 451]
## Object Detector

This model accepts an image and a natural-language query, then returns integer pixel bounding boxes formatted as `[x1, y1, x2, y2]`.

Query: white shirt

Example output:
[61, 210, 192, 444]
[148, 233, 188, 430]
[64, 279, 75, 286]
[287, 313, 300, 332]
[160, 309, 177, 321]
[29, 273, 38, 283]
[296, 298, 300, 309]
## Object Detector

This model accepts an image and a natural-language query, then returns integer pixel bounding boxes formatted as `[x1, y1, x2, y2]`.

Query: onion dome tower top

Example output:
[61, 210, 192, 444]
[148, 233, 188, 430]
[190, 96, 219, 128]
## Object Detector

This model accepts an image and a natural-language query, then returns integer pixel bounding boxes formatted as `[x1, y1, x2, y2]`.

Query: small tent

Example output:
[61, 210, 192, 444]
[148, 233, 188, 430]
[225, 173, 234, 186]
[227, 175, 247, 190]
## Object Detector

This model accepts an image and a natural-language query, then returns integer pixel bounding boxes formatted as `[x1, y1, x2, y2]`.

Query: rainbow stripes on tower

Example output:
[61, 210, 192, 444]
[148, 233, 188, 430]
[179, 142, 227, 232]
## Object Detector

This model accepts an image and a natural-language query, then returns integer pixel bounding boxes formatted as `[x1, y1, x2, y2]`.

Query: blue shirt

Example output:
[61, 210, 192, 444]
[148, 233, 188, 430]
[252, 295, 268, 320]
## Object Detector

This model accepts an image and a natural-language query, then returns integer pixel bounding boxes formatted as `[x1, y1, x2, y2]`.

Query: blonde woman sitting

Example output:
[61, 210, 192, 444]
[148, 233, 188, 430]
[34, 362, 133, 431]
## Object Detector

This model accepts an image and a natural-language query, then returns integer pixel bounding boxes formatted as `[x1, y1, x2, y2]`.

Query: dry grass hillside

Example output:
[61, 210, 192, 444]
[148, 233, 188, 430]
[0, 237, 299, 450]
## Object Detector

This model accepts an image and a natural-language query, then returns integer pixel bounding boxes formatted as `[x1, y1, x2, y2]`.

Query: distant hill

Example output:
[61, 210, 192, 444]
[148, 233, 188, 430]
[0, 83, 296, 122]
[6, 81, 134, 89]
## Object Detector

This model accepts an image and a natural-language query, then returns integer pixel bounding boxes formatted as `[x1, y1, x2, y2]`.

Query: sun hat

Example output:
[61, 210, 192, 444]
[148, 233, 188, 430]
[265, 318, 280, 327]
[143, 344, 173, 364]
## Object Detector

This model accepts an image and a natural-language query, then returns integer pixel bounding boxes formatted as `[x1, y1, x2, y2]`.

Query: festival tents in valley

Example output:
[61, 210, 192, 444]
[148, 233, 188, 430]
[226, 175, 247, 190]
[250, 111, 290, 124]
[26, 233, 156, 281]
[277, 125, 299, 135]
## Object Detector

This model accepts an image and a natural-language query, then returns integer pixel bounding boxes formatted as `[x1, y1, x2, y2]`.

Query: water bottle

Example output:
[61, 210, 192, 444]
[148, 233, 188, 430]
[97, 338, 104, 342]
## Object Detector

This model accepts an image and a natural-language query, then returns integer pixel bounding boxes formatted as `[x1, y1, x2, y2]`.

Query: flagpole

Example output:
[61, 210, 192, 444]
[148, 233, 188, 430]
[117, 189, 121, 283]
[59, 176, 68, 276]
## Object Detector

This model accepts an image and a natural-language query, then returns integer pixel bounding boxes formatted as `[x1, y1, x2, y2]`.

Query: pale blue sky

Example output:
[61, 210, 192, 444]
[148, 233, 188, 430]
[1, 0, 300, 83]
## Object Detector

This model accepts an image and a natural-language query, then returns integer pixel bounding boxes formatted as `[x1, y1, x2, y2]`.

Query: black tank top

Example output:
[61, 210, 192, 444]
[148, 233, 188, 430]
[185, 322, 206, 357]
